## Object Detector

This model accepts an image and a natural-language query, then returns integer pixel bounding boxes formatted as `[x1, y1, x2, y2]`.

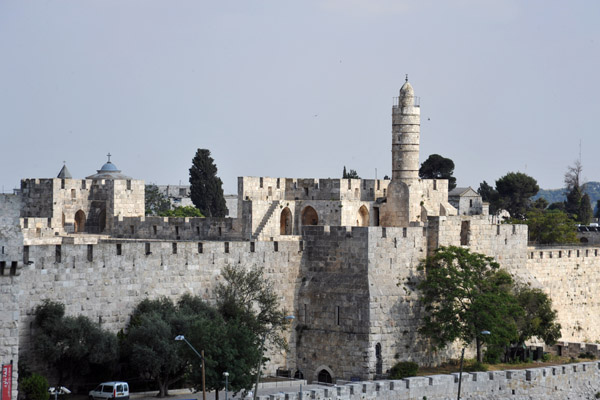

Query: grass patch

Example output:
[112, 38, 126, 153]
[417, 354, 597, 376]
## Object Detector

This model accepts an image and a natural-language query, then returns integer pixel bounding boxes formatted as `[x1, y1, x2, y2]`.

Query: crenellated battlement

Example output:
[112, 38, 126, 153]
[254, 361, 600, 400]
[110, 215, 249, 241]
[239, 176, 390, 202]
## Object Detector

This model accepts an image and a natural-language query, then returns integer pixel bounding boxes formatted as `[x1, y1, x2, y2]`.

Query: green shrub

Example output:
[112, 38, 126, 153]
[389, 361, 419, 379]
[464, 361, 488, 372]
[20, 373, 49, 400]
[483, 346, 503, 364]
[579, 351, 595, 359]
[542, 353, 551, 362]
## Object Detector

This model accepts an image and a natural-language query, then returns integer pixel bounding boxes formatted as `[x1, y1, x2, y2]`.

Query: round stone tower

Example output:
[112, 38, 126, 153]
[391, 78, 420, 182]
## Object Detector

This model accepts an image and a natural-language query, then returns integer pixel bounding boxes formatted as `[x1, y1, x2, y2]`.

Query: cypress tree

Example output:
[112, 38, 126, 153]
[189, 149, 228, 218]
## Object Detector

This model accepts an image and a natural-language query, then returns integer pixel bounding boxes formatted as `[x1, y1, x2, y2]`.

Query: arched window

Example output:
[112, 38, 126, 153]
[280, 207, 292, 235]
[301, 206, 319, 226]
[317, 369, 332, 384]
[74, 210, 86, 233]
[358, 206, 369, 227]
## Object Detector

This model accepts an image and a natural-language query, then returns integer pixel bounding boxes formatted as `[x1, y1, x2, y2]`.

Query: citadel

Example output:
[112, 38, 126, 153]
[2, 80, 600, 397]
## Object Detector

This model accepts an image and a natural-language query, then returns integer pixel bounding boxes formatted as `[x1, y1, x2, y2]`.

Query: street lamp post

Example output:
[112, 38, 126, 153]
[223, 372, 229, 400]
[253, 316, 295, 400]
[457, 330, 490, 400]
[175, 335, 206, 400]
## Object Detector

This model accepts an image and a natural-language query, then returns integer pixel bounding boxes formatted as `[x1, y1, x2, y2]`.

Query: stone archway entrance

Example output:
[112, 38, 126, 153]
[317, 369, 332, 384]
[301, 206, 318, 226]
[74, 210, 86, 233]
[280, 207, 292, 235]
[358, 205, 369, 226]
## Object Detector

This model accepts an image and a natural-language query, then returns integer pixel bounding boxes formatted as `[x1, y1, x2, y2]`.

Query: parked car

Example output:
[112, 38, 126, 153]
[89, 382, 129, 400]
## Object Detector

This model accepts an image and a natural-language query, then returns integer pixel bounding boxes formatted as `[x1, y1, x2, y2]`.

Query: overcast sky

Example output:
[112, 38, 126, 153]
[1, 1, 599, 194]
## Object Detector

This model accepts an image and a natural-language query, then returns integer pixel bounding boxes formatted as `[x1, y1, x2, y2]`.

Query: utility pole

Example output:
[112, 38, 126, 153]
[202, 350, 206, 400]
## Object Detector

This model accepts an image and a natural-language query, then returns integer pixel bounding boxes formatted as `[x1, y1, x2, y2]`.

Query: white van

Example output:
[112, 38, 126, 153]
[89, 382, 129, 400]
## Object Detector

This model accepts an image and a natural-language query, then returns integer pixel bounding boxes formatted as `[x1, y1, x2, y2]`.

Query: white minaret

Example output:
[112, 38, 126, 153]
[381, 77, 456, 227]
[391, 77, 420, 182]
[380, 77, 421, 227]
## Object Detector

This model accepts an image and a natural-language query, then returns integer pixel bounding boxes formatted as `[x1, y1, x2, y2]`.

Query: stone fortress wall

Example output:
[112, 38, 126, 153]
[19, 177, 145, 234]
[238, 177, 390, 239]
[5, 80, 600, 399]
[256, 360, 600, 400]
[11, 237, 305, 384]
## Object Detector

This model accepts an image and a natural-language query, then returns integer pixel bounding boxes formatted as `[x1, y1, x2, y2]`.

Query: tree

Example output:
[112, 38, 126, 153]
[548, 202, 566, 212]
[513, 285, 561, 347]
[145, 184, 171, 216]
[596, 199, 600, 220]
[563, 160, 593, 224]
[176, 295, 257, 399]
[564, 185, 582, 220]
[121, 297, 188, 397]
[579, 193, 593, 225]
[33, 301, 118, 388]
[564, 159, 582, 190]
[532, 197, 548, 210]
[419, 154, 457, 190]
[185, 312, 260, 399]
[521, 209, 578, 244]
[415, 246, 521, 362]
[495, 172, 539, 219]
[342, 166, 360, 179]
[216, 265, 287, 344]
[159, 206, 204, 218]
[478, 181, 499, 214]
[189, 149, 228, 218]
[215, 265, 289, 392]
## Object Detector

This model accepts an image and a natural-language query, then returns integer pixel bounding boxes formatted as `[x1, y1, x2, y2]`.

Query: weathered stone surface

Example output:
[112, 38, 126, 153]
[3, 81, 600, 400]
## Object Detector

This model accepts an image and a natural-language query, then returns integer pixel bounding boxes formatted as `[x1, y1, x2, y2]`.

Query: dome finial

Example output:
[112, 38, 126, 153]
[405, 74, 408, 82]
[107, 152, 112, 162]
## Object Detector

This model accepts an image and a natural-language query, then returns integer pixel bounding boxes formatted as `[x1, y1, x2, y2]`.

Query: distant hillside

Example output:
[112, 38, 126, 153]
[532, 181, 600, 214]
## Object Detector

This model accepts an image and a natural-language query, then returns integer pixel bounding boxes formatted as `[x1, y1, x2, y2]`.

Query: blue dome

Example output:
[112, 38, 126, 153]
[100, 161, 119, 172]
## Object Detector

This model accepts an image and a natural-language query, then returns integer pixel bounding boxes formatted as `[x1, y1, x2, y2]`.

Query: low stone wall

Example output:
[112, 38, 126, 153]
[546, 341, 600, 359]
[257, 361, 600, 400]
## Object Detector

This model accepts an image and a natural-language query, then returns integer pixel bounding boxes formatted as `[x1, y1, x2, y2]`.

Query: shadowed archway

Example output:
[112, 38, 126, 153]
[358, 205, 369, 227]
[301, 206, 319, 226]
[280, 207, 292, 235]
[317, 369, 332, 384]
[74, 210, 86, 233]
[98, 209, 106, 233]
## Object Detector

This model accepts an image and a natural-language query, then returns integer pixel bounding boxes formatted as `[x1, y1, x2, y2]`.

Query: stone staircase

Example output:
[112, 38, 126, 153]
[252, 201, 280, 240]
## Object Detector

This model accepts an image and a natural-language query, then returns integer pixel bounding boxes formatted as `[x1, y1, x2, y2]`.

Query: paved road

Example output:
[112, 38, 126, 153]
[131, 382, 332, 400]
